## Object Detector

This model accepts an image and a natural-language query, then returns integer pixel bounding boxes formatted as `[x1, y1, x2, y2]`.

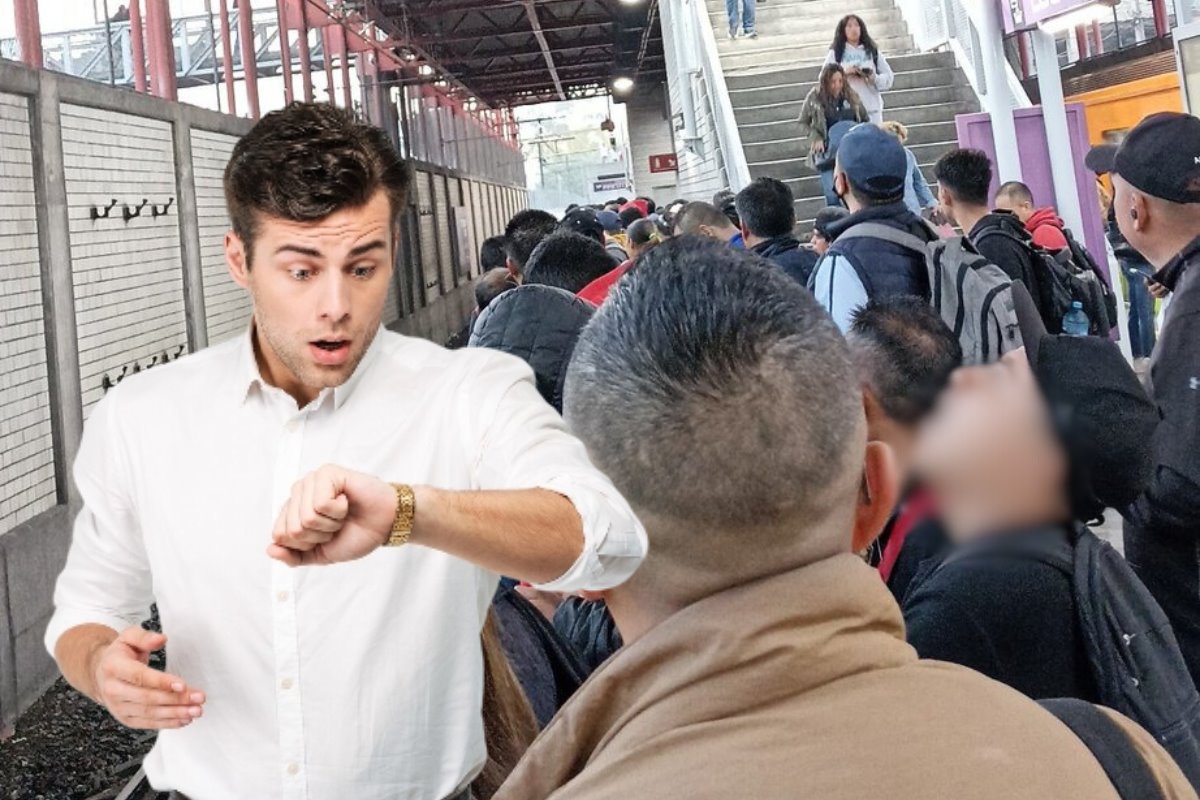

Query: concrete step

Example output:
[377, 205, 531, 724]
[734, 99, 977, 133]
[707, 0, 898, 24]
[795, 195, 839, 225]
[712, 9, 906, 44]
[743, 119, 957, 162]
[729, 72, 973, 108]
[717, 35, 914, 72]
[748, 139, 957, 180]
[724, 50, 959, 86]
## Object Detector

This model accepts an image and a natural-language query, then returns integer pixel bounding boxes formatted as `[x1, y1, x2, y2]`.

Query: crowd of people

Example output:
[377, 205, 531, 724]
[41, 97, 1200, 800]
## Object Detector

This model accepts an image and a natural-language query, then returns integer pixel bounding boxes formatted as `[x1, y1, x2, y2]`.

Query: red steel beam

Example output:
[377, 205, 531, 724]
[297, 19, 315, 102]
[129, 0, 147, 91]
[321, 27, 336, 104]
[237, 0, 260, 117]
[13, 0, 44, 68]
[275, 0, 295, 103]
[144, 0, 177, 101]
[218, 0, 236, 114]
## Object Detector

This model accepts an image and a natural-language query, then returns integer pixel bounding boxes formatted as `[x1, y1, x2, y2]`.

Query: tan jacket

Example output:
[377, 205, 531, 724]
[496, 554, 1196, 800]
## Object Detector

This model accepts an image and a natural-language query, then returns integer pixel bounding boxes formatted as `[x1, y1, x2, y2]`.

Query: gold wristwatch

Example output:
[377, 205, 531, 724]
[385, 484, 416, 547]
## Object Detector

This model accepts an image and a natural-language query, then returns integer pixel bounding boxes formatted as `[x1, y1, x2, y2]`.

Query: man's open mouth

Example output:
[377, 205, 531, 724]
[312, 340, 349, 351]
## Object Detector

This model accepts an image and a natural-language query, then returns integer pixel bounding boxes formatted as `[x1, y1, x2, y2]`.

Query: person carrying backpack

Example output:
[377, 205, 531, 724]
[812, 127, 1024, 364]
[902, 289, 1200, 792]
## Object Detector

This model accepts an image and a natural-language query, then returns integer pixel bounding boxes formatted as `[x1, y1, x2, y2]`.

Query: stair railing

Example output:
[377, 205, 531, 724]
[675, 0, 753, 191]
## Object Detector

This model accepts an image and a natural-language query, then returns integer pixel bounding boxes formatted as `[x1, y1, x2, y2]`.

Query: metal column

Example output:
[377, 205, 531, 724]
[237, 0, 261, 118]
[275, 0, 295, 104]
[14, 0, 44, 68]
[218, 0, 237, 114]
[129, 0, 147, 92]
[1030, 27, 1086, 240]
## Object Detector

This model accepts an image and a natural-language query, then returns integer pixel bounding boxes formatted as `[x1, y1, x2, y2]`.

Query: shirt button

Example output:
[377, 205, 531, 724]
[287, 763, 299, 776]
[285, 418, 301, 433]
[276, 590, 289, 602]
[281, 677, 294, 690]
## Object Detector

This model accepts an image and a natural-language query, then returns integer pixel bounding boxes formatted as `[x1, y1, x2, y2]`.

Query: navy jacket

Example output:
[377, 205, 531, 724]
[752, 235, 820, 288]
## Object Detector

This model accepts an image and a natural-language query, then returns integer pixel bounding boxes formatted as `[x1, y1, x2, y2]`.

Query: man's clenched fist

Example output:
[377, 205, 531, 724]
[92, 626, 205, 729]
[268, 465, 399, 567]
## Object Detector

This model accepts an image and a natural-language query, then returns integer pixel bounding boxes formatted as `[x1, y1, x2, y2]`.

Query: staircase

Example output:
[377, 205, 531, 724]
[706, 0, 980, 228]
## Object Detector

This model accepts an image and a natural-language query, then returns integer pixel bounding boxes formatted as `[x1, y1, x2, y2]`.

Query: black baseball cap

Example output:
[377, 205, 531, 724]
[1112, 112, 1200, 204]
[1084, 143, 1117, 175]
[814, 206, 850, 240]
[837, 123, 908, 201]
[559, 208, 605, 244]
[1013, 288, 1159, 522]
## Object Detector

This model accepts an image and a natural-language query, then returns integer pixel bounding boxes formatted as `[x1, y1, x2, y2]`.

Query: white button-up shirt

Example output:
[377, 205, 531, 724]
[45, 329, 647, 800]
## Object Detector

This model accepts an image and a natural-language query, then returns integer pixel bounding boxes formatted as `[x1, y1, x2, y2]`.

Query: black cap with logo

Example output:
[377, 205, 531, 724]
[1112, 112, 1200, 204]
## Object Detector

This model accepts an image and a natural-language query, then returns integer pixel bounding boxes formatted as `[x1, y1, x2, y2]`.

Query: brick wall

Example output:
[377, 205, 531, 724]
[0, 92, 55, 533]
[192, 128, 251, 345]
[61, 104, 187, 417]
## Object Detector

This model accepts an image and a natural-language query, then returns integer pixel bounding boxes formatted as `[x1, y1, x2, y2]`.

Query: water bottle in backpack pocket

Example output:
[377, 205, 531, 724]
[1063, 301, 1090, 337]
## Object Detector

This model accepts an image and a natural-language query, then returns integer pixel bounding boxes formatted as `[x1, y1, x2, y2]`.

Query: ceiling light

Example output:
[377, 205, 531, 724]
[612, 76, 635, 94]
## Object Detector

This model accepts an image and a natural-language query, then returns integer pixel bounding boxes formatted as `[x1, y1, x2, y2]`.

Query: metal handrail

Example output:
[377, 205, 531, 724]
[680, 0, 752, 190]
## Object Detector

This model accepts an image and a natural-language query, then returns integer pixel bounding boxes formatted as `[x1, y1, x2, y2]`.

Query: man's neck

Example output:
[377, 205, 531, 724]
[605, 586, 683, 645]
[954, 204, 990, 237]
[1144, 228, 1200, 270]
[743, 231, 769, 249]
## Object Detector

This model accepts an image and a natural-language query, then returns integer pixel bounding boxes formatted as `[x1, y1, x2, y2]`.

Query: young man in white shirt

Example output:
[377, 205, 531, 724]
[46, 102, 647, 800]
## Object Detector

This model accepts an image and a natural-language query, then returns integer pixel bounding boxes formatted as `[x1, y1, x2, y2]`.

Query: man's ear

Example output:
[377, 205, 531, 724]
[1131, 193, 1149, 231]
[226, 231, 250, 289]
[851, 440, 900, 554]
[506, 256, 521, 282]
[740, 222, 751, 241]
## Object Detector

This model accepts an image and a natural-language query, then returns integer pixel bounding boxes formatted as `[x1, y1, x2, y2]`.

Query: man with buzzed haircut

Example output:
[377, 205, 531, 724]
[672, 201, 744, 248]
[489, 237, 1194, 800]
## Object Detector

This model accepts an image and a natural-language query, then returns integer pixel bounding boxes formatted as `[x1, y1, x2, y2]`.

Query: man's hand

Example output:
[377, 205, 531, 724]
[92, 626, 204, 730]
[1149, 280, 1171, 300]
[267, 465, 397, 567]
[812, 139, 826, 155]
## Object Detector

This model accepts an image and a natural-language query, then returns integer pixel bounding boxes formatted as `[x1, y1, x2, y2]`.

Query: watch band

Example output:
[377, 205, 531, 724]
[385, 483, 416, 547]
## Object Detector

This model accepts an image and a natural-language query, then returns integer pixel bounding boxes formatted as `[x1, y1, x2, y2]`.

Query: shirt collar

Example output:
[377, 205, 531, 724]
[233, 325, 385, 412]
[1153, 235, 1200, 292]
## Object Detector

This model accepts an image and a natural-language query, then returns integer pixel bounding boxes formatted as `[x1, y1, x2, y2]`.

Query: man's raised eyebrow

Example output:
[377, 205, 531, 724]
[349, 240, 388, 257]
[275, 244, 322, 258]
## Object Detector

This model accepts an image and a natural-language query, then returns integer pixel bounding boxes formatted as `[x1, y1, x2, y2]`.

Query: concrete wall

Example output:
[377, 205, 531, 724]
[627, 85, 681, 201]
[0, 58, 526, 730]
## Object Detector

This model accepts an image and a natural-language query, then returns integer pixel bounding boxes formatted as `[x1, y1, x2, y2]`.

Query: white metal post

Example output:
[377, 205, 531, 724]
[1030, 26, 1087, 241]
[978, 0, 1023, 183]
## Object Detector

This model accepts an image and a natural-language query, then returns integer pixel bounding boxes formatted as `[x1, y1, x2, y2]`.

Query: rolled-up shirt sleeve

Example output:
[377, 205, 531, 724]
[467, 354, 647, 593]
[44, 389, 154, 656]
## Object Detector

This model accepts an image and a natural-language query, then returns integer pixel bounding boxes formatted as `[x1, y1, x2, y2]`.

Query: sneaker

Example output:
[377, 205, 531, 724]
[729, 25, 738, 38]
[746, 29, 758, 38]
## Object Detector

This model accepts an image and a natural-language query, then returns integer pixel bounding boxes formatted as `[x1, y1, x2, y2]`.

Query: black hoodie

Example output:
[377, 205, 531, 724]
[969, 212, 1042, 302]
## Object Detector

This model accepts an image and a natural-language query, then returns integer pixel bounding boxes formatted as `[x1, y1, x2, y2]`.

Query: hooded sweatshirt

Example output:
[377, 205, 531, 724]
[1026, 207, 1070, 252]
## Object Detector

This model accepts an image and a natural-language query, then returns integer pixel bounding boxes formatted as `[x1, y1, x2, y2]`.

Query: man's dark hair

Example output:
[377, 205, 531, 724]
[674, 201, 735, 235]
[224, 102, 410, 265]
[564, 237, 862, 602]
[505, 224, 556, 276]
[504, 209, 558, 241]
[615, 196, 629, 206]
[524, 231, 616, 294]
[637, 196, 657, 214]
[480, 235, 508, 272]
[813, 206, 850, 241]
[847, 296, 963, 425]
[713, 189, 741, 228]
[475, 267, 516, 312]
[934, 148, 994, 208]
[735, 177, 797, 239]
[996, 180, 1035, 206]
[618, 205, 645, 228]
[559, 208, 606, 245]
[627, 217, 658, 249]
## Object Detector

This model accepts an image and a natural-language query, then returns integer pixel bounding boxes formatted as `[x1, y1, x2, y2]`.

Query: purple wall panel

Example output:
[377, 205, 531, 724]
[954, 103, 1110, 281]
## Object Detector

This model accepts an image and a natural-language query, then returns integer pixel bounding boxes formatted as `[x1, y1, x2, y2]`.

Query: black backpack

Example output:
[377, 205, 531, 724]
[1019, 528, 1200, 792]
[1063, 227, 1120, 331]
[1040, 697, 1167, 800]
[976, 228, 1110, 337]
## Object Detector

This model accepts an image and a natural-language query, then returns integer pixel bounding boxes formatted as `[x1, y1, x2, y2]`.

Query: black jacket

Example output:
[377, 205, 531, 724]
[553, 597, 623, 675]
[903, 526, 1098, 703]
[470, 284, 594, 413]
[1125, 236, 1200, 685]
[752, 235, 820, 287]
[969, 212, 1043, 306]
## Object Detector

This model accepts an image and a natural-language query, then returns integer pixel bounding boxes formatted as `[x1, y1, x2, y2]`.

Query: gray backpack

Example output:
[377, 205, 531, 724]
[836, 222, 1024, 365]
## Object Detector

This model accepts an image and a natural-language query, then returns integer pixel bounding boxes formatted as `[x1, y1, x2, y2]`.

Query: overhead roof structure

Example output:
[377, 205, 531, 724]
[373, 0, 664, 106]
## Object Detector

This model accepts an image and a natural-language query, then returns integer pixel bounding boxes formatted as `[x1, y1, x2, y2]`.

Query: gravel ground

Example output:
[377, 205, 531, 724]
[0, 616, 162, 800]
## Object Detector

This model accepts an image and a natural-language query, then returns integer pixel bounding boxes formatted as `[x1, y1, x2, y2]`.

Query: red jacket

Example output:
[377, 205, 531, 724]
[1026, 207, 1069, 252]
[577, 261, 631, 306]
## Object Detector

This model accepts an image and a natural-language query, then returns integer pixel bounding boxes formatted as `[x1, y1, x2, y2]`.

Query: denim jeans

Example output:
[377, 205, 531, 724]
[726, 0, 756, 32]
[818, 168, 840, 208]
[1121, 258, 1157, 359]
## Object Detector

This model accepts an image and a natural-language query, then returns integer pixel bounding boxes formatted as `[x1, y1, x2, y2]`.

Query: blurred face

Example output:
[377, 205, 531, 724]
[914, 350, 1068, 540]
[845, 18, 862, 44]
[226, 190, 395, 406]
[828, 72, 845, 97]
[811, 229, 830, 254]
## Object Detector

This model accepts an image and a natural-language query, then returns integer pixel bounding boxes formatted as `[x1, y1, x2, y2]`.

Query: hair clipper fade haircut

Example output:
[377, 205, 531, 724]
[564, 236, 862, 529]
[848, 296, 963, 425]
[524, 231, 617, 294]
[934, 148, 994, 208]
[223, 102, 411, 264]
[735, 177, 797, 239]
